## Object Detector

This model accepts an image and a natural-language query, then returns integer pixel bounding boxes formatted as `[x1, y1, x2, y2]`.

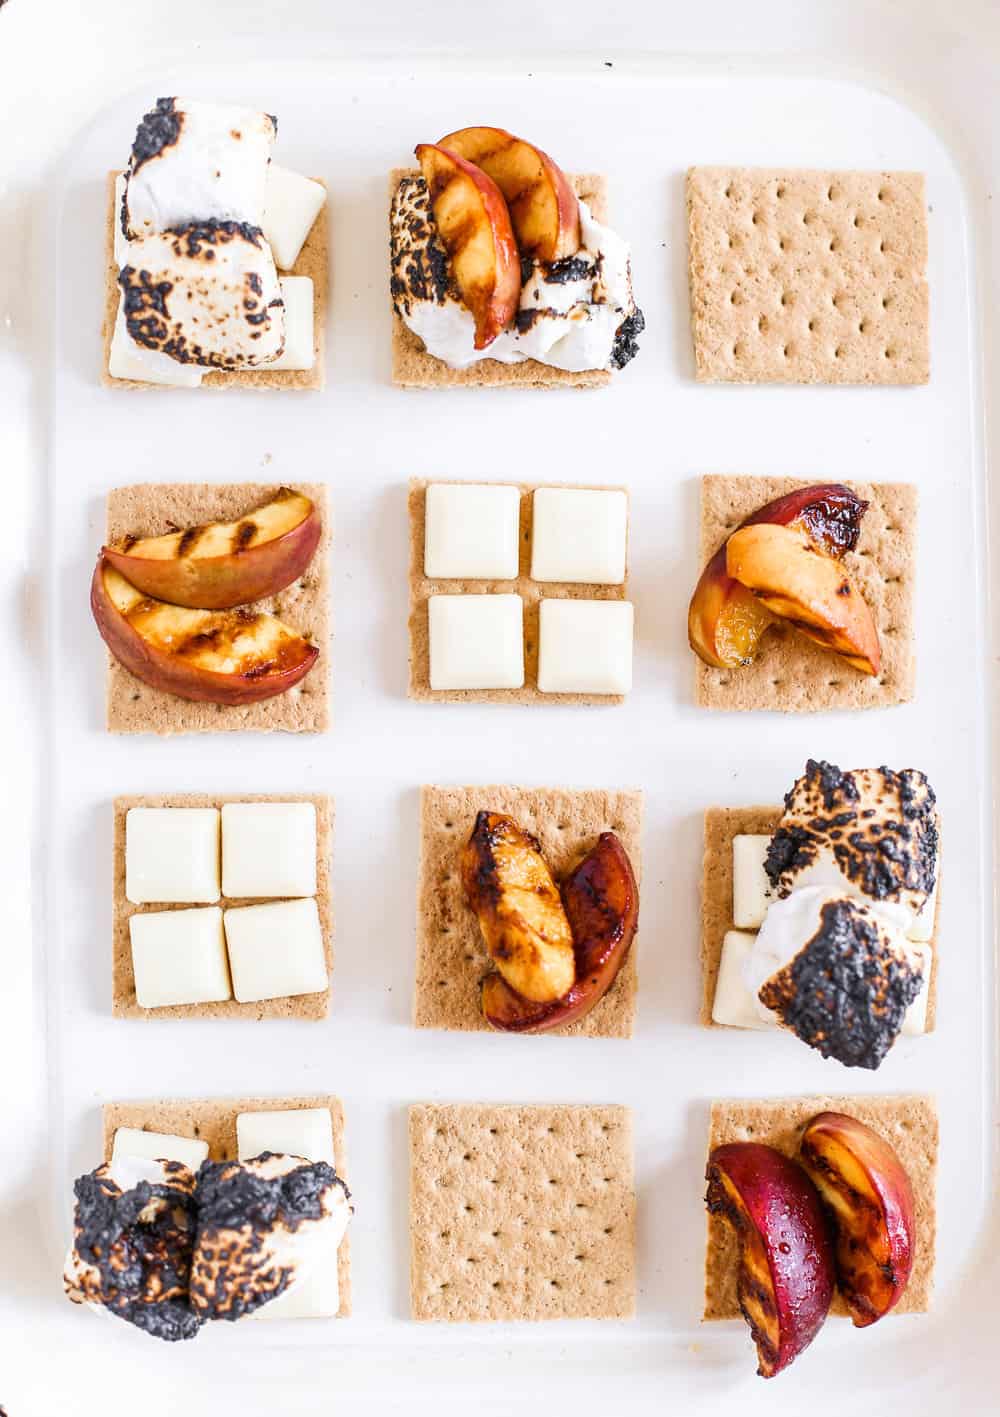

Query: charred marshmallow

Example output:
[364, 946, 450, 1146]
[537, 598, 633, 695]
[129, 906, 231, 1009]
[223, 897, 326, 1002]
[221, 801, 317, 899]
[111, 1127, 209, 1171]
[428, 594, 524, 690]
[119, 223, 285, 369]
[125, 806, 220, 904]
[530, 487, 628, 585]
[424, 483, 521, 580]
[108, 297, 204, 387]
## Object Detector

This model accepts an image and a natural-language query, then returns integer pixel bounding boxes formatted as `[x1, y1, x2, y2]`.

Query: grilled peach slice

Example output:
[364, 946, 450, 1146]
[706, 1142, 835, 1378]
[460, 812, 575, 1004]
[725, 524, 881, 676]
[481, 832, 638, 1032]
[799, 1112, 915, 1327]
[102, 488, 320, 611]
[688, 483, 869, 670]
[415, 143, 520, 348]
[438, 126, 580, 262]
[91, 558, 318, 705]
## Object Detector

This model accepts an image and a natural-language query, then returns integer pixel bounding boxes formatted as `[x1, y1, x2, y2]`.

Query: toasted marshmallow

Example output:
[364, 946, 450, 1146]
[189, 1153, 350, 1322]
[109, 297, 204, 387]
[765, 760, 939, 934]
[120, 223, 284, 368]
[743, 886, 925, 1070]
[64, 1158, 202, 1343]
[123, 98, 275, 240]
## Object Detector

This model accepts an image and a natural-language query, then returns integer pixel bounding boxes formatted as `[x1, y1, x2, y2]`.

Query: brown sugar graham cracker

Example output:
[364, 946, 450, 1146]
[102, 171, 328, 391]
[415, 785, 641, 1038]
[686, 167, 929, 385]
[695, 475, 916, 712]
[103, 1095, 351, 1316]
[390, 170, 611, 389]
[409, 1103, 635, 1321]
[408, 479, 629, 706]
[703, 1093, 937, 1320]
[103, 482, 330, 734]
[112, 792, 332, 1020]
[700, 807, 939, 1031]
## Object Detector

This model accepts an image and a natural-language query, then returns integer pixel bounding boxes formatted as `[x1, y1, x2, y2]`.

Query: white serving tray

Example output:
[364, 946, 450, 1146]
[21, 39, 997, 1416]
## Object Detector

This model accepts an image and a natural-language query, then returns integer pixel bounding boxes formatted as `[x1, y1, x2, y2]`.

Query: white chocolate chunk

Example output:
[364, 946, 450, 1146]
[424, 484, 521, 580]
[428, 594, 524, 690]
[536, 598, 633, 695]
[221, 802, 316, 900]
[530, 487, 628, 585]
[732, 834, 775, 930]
[125, 806, 220, 904]
[224, 898, 327, 1003]
[262, 165, 325, 270]
[108, 297, 204, 387]
[712, 931, 777, 1030]
[129, 906, 231, 1009]
[901, 942, 933, 1036]
[907, 879, 938, 943]
[265, 276, 314, 371]
[237, 1108, 334, 1166]
[111, 1127, 209, 1171]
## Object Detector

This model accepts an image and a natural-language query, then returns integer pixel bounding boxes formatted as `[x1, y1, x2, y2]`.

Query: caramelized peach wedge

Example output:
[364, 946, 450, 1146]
[462, 813, 638, 1032]
[688, 483, 881, 677]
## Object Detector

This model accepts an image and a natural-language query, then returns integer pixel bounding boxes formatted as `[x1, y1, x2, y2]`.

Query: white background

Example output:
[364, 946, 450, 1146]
[3, 2, 1000, 1414]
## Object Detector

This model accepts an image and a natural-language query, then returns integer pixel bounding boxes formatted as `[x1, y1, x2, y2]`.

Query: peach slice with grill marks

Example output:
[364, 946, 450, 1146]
[415, 143, 521, 349]
[101, 488, 320, 611]
[706, 1142, 835, 1378]
[799, 1112, 915, 1327]
[91, 558, 318, 705]
[437, 126, 580, 263]
[480, 831, 638, 1032]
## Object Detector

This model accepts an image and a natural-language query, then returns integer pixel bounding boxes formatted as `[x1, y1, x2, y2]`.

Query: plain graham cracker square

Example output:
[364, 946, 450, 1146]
[101, 171, 328, 391]
[111, 792, 333, 1020]
[103, 482, 330, 734]
[699, 807, 939, 1032]
[686, 167, 929, 384]
[415, 785, 642, 1038]
[409, 1103, 635, 1322]
[695, 475, 917, 712]
[408, 479, 630, 705]
[703, 1093, 938, 1320]
[102, 1094, 351, 1316]
[390, 170, 611, 390]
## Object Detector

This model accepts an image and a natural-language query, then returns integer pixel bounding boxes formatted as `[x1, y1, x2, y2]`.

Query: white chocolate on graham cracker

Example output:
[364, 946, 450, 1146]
[687, 167, 929, 384]
[695, 475, 916, 712]
[409, 1103, 635, 1321]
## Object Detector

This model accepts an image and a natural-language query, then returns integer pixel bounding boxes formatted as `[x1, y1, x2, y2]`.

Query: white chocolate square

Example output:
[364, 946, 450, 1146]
[267, 276, 315, 371]
[907, 878, 938, 943]
[711, 930, 776, 1030]
[111, 1127, 209, 1171]
[536, 598, 633, 695]
[424, 483, 521, 580]
[901, 942, 933, 1036]
[109, 298, 204, 387]
[129, 907, 231, 1009]
[732, 835, 775, 930]
[530, 487, 628, 584]
[237, 1108, 335, 1165]
[428, 594, 524, 690]
[224, 897, 327, 1003]
[221, 802, 316, 899]
[125, 807, 220, 904]
[262, 164, 325, 270]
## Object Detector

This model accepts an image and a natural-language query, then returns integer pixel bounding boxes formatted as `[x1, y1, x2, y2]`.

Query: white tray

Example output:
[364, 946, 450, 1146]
[18, 36, 998, 1417]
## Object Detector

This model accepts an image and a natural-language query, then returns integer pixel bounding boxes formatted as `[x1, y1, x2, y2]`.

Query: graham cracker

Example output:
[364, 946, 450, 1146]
[686, 167, 929, 385]
[112, 792, 332, 1020]
[102, 1094, 350, 1316]
[101, 170, 328, 391]
[703, 1093, 937, 1320]
[103, 482, 330, 734]
[415, 785, 641, 1038]
[390, 170, 612, 390]
[700, 807, 939, 1032]
[409, 1103, 634, 1321]
[408, 479, 630, 705]
[695, 475, 916, 711]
